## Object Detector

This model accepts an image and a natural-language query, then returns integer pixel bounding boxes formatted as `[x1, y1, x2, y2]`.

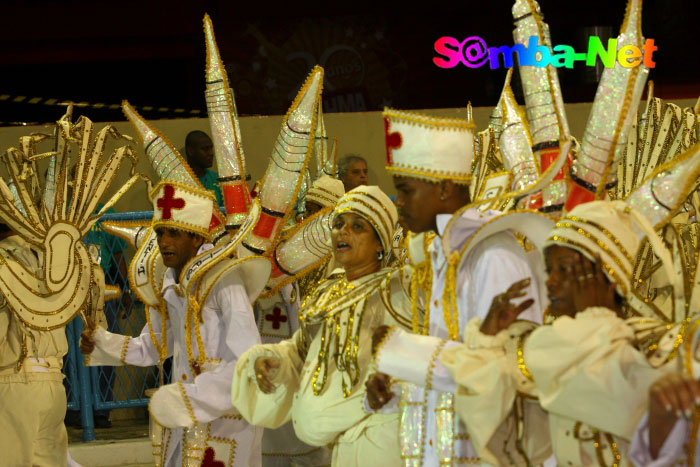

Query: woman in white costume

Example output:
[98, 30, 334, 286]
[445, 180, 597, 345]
[232, 186, 413, 467]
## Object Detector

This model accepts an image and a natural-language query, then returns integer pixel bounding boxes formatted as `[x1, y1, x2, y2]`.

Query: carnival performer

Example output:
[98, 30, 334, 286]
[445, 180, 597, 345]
[80, 101, 271, 467]
[0, 108, 142, 466]
[253, 174, 343, 467]
[232, 186, 413, 467]
[366, 106, 548, 466]
[402, 141, 700, 465]
[0, 223, 72, 466]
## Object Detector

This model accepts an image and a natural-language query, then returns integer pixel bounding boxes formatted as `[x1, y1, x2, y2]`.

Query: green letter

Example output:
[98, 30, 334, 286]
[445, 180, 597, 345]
[586, 36, 616, 68]
[552, 44, 578, 69]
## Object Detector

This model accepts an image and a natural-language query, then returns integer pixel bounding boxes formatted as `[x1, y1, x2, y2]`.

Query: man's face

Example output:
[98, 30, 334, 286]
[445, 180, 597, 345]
[186, 134, 214, 170]
[392, 176, 442, 233]
[341, 160, 368, 191]
[155, 227, 204, 274]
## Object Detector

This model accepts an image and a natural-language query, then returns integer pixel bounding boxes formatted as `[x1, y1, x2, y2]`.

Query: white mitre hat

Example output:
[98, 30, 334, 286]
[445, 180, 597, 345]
[383, 108, 475, 185]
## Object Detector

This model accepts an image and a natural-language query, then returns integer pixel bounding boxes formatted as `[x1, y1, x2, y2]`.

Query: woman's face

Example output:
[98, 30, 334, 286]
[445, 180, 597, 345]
[544, 245, 592, 318]
[331, 212, 383, 271]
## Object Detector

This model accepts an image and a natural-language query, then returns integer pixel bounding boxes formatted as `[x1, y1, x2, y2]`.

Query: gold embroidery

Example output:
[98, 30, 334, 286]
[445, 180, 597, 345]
[178, 381, 198, 425]
[120, 336, 131, 365]
[373, 326, 398, 371]
[517, 334, 533, 381]
[384, 107, 475, 130]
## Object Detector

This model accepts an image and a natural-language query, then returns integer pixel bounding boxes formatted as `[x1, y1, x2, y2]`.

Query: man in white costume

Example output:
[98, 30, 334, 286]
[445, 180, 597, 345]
[367, 108, 545, 466]
[81, 103, 270, 467]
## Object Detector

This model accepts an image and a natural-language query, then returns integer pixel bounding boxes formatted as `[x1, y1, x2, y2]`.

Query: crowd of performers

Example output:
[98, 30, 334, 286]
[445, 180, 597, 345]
[2, 1, 700, 466]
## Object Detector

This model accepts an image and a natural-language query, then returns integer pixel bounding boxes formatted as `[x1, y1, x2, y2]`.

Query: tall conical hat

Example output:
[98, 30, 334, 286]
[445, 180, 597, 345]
[241, 66, 324, 254]
[203, 14, 252, 230]
[512, 0, 571, 212]
[123, 101, 226, 243]
[566, 0, 649, 210]
[499, 69, 538, 194]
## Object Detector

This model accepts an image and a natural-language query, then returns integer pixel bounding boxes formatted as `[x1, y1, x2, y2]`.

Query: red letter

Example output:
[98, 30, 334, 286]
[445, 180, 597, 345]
[642, 38, 658, 68]
[434, 37, 462, 69]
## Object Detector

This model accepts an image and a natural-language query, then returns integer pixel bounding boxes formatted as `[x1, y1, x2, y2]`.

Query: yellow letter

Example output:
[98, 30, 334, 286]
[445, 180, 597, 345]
[618, 45, 642, 68]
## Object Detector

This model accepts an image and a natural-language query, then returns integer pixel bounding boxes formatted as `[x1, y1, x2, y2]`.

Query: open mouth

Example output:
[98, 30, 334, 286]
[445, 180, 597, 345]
[162, 252, 176, 260]
[336, 241, 351, 252]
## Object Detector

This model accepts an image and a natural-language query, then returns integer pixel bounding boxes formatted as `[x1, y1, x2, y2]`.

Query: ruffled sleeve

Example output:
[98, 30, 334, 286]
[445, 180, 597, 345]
[441, 318, 547, 465]
[231, 331, 304, 429]
[525, 307, 670, 440]
[86, 306, 171, 367]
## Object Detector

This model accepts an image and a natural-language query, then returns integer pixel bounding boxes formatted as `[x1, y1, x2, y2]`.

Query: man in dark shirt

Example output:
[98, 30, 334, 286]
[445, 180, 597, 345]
[185, 130, 224, 207]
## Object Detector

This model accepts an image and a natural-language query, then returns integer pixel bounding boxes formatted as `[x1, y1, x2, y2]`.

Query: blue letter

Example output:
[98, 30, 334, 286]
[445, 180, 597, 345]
[487, 44, 528, 69]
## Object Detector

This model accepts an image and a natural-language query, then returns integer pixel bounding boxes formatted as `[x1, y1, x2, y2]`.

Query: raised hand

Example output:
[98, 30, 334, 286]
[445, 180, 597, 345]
[572, 253, 617, 315]
[365, 372, 394, 411]
[648, 372, 700, 458]
[480, 278, 534, 336]
[254, 356, 281, 394]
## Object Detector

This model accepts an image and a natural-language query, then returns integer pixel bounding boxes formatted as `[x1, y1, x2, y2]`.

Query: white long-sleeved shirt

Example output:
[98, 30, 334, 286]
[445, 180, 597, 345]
[87, 244, 262, 467]
[376, 209, 545, 466]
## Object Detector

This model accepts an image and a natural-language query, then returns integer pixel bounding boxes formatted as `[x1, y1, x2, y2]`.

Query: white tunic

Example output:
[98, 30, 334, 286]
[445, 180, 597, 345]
[87, 244, 263, 467]
[434, 309, 674, 465]
[255, 284, 331, 466]
[376, 209, 544, 466]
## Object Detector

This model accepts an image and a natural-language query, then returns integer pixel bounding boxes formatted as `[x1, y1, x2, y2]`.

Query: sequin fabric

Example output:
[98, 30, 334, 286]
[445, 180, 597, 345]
[123, 103, 196, 186]
[183, 423, 208, 466]
[500, 82, 538, 191]
[627, 144, 700, 227]
[399, 384, 425, 467]
[512, 0, 570, 146]
[571, 0, 649, 192]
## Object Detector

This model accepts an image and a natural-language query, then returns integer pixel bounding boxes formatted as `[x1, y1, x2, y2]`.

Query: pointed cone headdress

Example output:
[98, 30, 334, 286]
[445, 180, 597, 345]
[566, 0, 649, 210]
[242, 66, 324, 254]
[122, 101, 226, 243]
[204, 14, 252, 230]
[512, 0, 571, 212]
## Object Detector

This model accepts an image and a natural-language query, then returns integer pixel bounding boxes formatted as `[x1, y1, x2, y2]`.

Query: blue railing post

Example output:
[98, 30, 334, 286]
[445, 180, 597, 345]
[74, 318, 96, 441]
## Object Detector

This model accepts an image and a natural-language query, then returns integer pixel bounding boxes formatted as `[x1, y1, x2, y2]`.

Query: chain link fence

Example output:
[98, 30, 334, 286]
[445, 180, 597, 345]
[63, 210, 172, 441]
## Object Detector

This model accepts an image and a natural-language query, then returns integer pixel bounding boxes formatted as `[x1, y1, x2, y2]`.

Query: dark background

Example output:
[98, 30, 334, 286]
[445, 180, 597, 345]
[0, 0, 697, 125]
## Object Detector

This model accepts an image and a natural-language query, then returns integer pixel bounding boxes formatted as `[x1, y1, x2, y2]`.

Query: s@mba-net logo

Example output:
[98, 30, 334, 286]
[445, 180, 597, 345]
[433, 36, 657, 69]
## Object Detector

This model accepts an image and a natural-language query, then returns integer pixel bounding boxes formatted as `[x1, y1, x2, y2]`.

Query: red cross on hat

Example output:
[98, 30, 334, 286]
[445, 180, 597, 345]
[384, 117, 403, 165]
[156, 184, 185, 220]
